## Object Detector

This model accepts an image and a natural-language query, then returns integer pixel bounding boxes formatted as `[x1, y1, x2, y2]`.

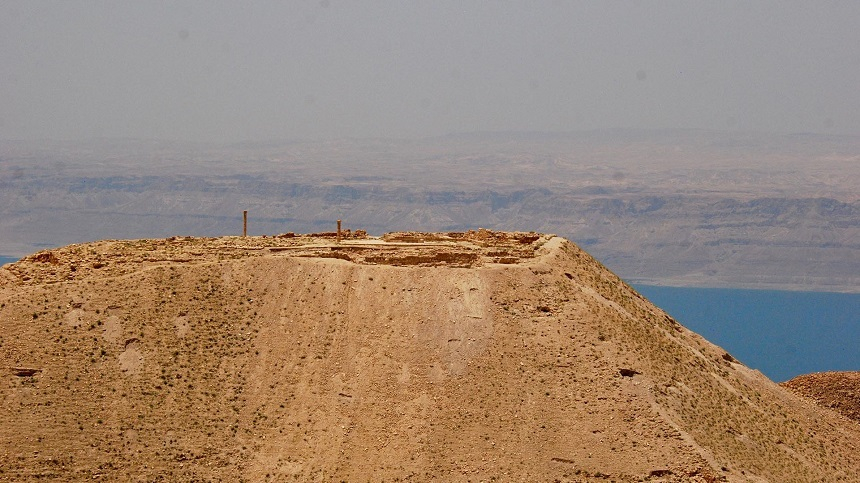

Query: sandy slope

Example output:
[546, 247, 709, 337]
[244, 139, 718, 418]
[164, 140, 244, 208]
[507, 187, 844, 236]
[782, 372, 860, 423]
[1, 231, 858, 481]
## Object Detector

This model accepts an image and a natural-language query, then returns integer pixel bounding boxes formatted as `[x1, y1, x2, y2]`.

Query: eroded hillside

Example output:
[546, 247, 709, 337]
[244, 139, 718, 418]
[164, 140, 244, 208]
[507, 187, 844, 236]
[782, 372, 860, 423]
[1, 231, 858, 482]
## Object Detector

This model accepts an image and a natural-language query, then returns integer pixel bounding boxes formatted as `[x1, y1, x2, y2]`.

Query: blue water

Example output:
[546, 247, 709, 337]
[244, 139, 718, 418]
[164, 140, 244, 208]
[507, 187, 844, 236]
[0, 256, 19, 266]
[633, 285, 860, 382]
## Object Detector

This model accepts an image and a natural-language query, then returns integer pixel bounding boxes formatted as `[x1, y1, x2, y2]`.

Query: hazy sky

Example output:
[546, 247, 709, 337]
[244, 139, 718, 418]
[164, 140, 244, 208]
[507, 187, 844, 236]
[2, 1, 859, 142]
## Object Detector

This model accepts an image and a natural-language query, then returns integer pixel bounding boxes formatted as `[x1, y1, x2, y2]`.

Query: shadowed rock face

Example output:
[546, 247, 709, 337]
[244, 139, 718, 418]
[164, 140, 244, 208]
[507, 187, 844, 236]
[1, 231, 859, 482]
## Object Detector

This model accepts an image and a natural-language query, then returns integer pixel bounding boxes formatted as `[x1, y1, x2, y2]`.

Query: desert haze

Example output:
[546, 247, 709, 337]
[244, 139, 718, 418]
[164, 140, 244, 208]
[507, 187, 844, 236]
[2, 130, 859, 292]
[1, 230, 858, 481]
[4, 2, 859, 479]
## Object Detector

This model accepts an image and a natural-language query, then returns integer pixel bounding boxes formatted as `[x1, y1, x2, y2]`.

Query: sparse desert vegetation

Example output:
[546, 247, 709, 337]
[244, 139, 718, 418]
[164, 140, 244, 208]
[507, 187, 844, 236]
[782, 372, 860, 423]
[1, 231, 858, 481]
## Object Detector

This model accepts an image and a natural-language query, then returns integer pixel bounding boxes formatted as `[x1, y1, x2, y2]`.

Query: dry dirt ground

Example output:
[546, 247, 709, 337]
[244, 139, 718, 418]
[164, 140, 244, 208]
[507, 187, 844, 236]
[1, 230, 858, 482]
[781, 372, 860, 424]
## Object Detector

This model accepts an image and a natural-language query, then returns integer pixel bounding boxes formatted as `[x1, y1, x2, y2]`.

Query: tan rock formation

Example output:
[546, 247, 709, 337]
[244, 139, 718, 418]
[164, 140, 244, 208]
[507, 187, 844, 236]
[1, 232, 858, 481]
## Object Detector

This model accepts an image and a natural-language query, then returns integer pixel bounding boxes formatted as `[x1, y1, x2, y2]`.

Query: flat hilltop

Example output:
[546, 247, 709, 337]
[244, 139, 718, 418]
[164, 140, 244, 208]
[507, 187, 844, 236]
[1, 231, 858, 482]
[0, 230, 546, 286]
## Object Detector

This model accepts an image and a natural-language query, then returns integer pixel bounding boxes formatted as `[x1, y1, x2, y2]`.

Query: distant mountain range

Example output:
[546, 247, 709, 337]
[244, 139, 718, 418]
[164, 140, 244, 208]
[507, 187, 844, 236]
[2, 129, 859, 291]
